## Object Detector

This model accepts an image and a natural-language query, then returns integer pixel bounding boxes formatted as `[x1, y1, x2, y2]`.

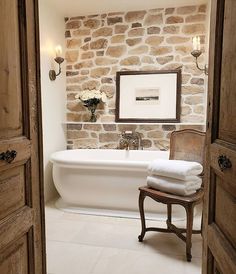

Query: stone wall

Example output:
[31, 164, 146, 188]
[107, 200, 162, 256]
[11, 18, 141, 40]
[64, 4, 208, 150]
[67, 123, 205, 150]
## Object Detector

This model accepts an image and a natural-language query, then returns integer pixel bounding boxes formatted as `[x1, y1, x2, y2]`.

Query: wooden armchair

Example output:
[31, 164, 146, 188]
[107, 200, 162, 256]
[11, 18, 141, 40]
[138, 129, 206, 262]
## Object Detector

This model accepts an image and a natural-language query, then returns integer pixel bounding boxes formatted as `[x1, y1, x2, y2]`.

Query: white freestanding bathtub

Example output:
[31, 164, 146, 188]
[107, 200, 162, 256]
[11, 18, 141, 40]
[51, 149, 185, 220]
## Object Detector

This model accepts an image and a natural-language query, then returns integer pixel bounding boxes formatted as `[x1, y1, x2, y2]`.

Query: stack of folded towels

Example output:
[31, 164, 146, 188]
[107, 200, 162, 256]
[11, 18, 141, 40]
[147, 159, 203, 196]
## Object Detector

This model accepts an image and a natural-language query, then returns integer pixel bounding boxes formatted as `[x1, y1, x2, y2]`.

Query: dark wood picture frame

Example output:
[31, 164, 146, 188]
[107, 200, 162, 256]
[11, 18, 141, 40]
[115, 70, 181, 123]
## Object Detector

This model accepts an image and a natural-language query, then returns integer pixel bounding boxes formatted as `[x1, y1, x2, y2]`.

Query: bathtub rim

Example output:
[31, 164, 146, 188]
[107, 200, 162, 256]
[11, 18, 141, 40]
[50, 149, 169, 170]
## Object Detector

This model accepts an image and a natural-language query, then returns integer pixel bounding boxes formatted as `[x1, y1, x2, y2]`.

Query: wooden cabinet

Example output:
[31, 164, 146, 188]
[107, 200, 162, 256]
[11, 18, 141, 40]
[203, 0, 236, 273]
[0, 0, 46, 273]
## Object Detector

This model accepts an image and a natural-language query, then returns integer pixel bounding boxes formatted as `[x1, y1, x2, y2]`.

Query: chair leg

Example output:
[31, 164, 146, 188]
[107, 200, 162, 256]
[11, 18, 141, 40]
[138, 191, 146, 242]
[167, 204, 172, 223]
[185, 204, 194, 262]
[200, 210, 203, 236]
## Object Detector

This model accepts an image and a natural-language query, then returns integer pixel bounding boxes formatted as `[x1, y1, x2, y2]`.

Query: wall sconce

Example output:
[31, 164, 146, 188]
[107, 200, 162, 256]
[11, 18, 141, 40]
[191, 36, 208, 75]
[49, 45, 64, 81]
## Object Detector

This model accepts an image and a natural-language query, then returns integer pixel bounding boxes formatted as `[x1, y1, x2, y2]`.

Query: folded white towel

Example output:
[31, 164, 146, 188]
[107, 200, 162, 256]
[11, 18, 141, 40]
[148, 159, 203, 180]
[147, 175, 202, 196]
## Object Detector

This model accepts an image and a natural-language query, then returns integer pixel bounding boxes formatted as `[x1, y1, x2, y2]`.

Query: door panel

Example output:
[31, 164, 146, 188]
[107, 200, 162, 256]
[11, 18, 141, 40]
[218, 0, 236, 144]
[207, 225, 236, 274]
[0, 207, 33, 250]
[203, 0, 236, 274]
[0, 235, 28, 274]
[0, 166, 26, 220]
[0, 0, 23, 139]
[215, 182, 236, 249]
[0, 0, 46, 273]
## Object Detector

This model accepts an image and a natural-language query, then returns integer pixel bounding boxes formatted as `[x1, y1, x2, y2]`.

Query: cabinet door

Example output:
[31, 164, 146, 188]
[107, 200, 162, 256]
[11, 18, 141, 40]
[0, 0, 46, 273]
[203, 0, 236, 273]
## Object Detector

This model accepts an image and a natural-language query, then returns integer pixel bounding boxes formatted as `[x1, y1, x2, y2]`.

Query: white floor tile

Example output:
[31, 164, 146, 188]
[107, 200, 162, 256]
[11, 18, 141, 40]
[46, 240, 103, 274]
[90, 247, 201, 274]
[71, 220, 146, 251]
[45, 204, 202, 274]
[45, 201, 65, 221]
[46, 219, 86, 242]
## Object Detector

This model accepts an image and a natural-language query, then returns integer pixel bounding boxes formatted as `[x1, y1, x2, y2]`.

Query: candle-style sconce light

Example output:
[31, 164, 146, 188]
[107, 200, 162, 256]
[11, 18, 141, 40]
[191, 36, 208, 75]
[49, 45, 64, 81]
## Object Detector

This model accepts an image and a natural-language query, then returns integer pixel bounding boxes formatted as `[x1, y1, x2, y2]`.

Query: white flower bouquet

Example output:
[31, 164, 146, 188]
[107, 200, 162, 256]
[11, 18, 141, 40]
[75, 90, 107, 122]
[78, 90, 107, 103]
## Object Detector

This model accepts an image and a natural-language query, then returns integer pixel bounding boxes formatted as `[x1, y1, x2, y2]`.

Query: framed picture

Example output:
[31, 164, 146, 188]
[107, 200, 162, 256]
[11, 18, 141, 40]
[115, 70, 181, 123]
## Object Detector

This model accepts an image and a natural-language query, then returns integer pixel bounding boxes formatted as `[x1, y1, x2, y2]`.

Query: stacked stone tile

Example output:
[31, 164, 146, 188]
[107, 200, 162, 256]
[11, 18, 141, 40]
[65, 4, 207, 150]
[67, 123, 205, 150]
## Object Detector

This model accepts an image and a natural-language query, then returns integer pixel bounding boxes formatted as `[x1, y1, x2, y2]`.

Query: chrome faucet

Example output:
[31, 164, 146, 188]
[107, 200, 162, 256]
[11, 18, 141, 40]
[118, 131, 143, 150]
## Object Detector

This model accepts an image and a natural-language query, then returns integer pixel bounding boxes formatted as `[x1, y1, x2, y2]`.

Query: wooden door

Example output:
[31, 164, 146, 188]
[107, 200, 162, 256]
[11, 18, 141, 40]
[203, 0, 236, 273]
[0, 0, 46, 273]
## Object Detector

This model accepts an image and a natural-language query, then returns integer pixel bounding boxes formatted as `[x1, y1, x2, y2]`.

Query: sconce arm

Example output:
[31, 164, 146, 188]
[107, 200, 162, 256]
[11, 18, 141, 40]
[55, 63, 62, 77]
[194, 57, 208, 75]
[49, 57, 64, 81]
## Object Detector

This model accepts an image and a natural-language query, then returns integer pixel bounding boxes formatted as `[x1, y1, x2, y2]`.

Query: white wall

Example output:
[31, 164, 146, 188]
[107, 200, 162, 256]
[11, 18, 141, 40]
[39, 0, 66, 202]
[203, 0, 212, 121]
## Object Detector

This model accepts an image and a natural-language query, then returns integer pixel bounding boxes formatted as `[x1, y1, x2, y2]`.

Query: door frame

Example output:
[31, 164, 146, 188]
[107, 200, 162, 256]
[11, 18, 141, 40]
[34, 0, 47, 272]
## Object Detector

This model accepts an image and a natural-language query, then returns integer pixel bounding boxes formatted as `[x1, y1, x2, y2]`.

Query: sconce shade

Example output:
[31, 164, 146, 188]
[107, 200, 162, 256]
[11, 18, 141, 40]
[54, 56, 64, 65]
[191, 50, 202, 58]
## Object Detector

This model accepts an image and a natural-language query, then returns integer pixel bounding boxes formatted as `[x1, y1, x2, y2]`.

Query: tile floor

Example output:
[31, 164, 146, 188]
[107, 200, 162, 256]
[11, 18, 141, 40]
[46, 201, 202, 274]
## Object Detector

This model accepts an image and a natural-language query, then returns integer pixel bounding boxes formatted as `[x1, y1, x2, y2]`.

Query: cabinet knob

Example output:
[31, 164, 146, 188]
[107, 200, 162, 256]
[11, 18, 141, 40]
[218, 155, 232, 171]
[0, 150, 17, 164]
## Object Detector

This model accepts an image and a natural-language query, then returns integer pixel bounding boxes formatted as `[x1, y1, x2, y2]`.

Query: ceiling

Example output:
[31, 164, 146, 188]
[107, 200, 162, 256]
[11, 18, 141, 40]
[48, 0, 208, 17]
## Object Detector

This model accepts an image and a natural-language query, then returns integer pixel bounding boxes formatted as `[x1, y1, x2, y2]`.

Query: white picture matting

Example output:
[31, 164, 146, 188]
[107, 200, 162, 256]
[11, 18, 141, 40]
[119, 73, 178, 120]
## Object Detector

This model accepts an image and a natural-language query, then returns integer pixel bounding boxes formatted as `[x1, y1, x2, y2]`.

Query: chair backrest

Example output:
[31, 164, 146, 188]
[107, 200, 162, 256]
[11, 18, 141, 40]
[169, 129, 206, 172]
